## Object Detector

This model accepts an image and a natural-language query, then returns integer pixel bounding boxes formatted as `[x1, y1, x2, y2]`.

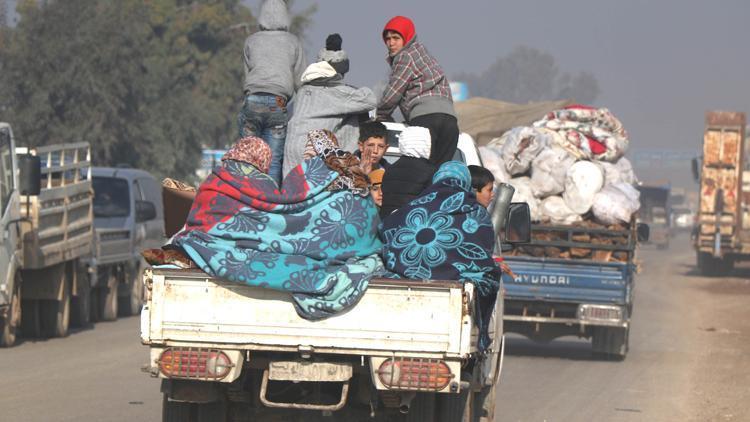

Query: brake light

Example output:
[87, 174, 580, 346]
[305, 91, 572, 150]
[377, 359, 453, 391]
[158, 347, 233, 380]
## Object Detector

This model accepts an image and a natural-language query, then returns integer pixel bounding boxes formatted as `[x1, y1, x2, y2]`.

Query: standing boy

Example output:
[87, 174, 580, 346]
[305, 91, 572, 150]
[376, 16, 458, 168]
[238, 0, 306, 184]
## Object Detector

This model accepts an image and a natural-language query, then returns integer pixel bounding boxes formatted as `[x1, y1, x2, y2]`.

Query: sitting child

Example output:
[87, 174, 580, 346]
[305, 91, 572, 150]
[469, 165, 495, 208]
[355, 121, 390, 172]
[368, 168, 385, 208]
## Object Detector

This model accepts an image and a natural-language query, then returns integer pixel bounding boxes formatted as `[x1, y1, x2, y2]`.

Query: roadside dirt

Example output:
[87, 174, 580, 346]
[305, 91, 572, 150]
[686, 270, 750, 421]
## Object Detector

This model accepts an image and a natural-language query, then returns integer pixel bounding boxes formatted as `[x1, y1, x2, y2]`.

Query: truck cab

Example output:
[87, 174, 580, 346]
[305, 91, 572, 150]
[90, 167, 164, 320]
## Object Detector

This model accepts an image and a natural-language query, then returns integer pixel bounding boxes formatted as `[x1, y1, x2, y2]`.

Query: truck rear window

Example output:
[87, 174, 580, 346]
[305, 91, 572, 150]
[93, 177, 130, 217]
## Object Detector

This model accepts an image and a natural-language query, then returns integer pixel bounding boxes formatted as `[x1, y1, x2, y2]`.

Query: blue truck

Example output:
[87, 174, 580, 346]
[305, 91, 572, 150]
[501, 222, 647, 360]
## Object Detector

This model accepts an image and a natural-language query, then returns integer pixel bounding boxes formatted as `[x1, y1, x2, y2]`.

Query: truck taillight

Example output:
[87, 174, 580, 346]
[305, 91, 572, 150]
[158, 347, 233, 380]
[377, 358, 453, 391]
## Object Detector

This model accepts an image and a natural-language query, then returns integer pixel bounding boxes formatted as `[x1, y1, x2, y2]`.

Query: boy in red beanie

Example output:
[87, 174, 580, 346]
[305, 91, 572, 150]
[377, 16, 458, 168]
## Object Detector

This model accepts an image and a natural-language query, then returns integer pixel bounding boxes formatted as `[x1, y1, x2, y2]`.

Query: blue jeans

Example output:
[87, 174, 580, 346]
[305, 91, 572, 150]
[237, 93, 288, 184]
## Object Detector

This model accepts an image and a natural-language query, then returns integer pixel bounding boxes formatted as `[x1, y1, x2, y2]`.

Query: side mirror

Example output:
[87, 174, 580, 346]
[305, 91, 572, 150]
[135, 200, 157, 223]
[503, 202, 531, 244]
[637, 223, 650, 242]
[691, 158, 700, 182]
[18, 154, 41, 196]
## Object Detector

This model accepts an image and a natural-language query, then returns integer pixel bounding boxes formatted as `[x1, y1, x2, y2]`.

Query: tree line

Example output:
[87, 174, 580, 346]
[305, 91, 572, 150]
[0, 0, 314, 181]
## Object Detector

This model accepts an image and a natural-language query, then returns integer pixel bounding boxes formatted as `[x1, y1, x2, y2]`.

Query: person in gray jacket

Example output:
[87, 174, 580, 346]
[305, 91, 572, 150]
[282, 34, 377, 178]
[238, 0, 306, 184]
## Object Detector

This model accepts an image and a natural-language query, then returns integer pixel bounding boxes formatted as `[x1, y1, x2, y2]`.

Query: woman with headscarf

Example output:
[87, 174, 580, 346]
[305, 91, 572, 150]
[380, 161, 501, 349]
[282, 34, 377, 178]
[171, 133, 382, 320]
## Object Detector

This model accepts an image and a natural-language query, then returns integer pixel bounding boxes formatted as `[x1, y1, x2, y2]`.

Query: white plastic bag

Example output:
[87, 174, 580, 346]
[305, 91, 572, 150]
[615, 157, 637, 185]
[539, 196, 582, 224]
[478, 146, 510, 184]
[563, 161, 604, 214]
[508, 177, 541, 222]
[499, 127, 549, 176]
[530, 147, 575, 198]
[592, 182, 641, 224]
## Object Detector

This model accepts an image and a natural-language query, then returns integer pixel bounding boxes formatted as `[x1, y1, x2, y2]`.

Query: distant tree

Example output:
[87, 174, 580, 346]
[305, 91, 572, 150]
[456, 45, 600, 105]
[0, 0, 317, 180]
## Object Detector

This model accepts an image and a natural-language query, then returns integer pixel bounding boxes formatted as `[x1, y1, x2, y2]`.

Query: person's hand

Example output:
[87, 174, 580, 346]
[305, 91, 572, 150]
[360, 147, 374, 174]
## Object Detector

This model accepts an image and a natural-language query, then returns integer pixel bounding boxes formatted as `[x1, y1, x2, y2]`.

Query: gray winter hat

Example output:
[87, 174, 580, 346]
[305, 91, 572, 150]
[317, 33, 350, 76]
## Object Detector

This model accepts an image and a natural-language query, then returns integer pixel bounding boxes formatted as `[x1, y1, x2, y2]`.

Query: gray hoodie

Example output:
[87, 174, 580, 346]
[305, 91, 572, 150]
[243, 0, 306, 99]
[282, 63, 377, 177]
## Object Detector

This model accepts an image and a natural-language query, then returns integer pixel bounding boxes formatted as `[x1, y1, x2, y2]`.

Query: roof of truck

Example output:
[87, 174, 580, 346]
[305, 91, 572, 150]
[92, 166, 156, 181]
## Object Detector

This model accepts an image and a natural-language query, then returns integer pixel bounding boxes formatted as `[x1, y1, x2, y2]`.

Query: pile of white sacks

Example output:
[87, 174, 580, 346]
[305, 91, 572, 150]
[479, 106, 640, 225]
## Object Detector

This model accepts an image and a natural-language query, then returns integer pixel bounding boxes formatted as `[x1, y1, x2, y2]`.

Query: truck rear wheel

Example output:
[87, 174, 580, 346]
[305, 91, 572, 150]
[397, 393, 436, 422]
[98, 273, 118, 321]
[71, 273, 91, 328]
[592, 326, 629, 360]
[437, 388, 475, 422]
[162, 394, 192, 422]
[0, 275, 21, 347]
[161, 394, 228, 422]
[21, 299, 41, 337]
[119, 266, 144, 317]
[39, 277, 70, 338]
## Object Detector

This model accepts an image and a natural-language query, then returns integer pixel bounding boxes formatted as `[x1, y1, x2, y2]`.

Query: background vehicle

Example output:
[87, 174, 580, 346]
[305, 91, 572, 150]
[671, 207, 695, 233]
[692, 111, 747, 276]
[637, 182, 671, 249]
[86, 167, 164, 323]
[0, 122, 94, 346]
[501, 220, 648, 360]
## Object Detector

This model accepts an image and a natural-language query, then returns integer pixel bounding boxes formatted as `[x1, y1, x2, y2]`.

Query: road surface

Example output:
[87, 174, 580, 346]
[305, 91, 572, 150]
[0, 234, 748, 421]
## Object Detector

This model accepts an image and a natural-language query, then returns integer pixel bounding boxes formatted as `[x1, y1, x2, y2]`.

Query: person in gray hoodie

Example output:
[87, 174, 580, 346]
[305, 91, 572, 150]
[238, 0, 306, 184]
[281, 34, 377, 178]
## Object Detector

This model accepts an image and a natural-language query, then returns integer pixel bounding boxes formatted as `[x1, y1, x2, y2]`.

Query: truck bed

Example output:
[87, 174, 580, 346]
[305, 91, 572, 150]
[142, 268, 476, 359]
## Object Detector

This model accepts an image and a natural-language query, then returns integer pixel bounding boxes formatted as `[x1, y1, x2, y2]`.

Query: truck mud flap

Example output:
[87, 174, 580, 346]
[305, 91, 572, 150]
[259, 368, 349, 411]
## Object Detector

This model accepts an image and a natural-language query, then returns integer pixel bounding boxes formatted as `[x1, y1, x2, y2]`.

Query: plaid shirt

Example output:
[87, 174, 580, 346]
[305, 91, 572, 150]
[377, 38, 453, 121]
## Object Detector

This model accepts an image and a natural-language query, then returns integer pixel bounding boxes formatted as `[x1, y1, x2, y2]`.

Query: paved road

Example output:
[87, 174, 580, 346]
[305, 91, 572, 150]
[1, 234, 748, 421]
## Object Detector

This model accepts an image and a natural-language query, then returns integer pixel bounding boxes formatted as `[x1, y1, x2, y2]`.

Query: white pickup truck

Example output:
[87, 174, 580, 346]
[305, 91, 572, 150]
[140, 128, 530, 421]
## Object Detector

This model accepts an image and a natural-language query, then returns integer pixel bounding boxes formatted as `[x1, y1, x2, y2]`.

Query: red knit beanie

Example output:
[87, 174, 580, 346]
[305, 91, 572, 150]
[382, 16, 415, 45]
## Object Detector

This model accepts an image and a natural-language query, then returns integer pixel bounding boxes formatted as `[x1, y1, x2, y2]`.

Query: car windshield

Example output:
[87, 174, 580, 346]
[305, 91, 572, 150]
[93, 177, 130, 217]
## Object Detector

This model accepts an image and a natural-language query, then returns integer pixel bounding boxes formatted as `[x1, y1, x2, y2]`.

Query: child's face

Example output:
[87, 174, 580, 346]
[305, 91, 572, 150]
[370, 183, 383, 207]
[476, 182, 494, 208]
[359, 137, 388, 164]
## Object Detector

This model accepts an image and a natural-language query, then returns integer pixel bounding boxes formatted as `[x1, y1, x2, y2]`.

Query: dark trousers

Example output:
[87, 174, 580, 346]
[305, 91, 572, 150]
[408, 113, 459, 166]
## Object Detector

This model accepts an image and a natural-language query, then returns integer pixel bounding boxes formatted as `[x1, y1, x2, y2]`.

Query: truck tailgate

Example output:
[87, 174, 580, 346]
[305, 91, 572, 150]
[502, 256, 631, 304]
[143, 269, 471, 356]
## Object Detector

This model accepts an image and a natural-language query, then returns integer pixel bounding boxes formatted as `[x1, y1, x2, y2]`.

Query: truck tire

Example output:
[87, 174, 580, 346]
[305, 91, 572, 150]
[71, 274, 91, 328]
[0, 275, 21, 347]
[21, 299, 41, 338]
[39, 277, 71, 338]
[398, 393, 436, 422]
[472, 383, 497, 422]
[592, 326, 629, 360]
[162, 394, 193, 422]
[195, 400, 228, 422]
[437, 389, 473, 422]
[119, 266, 144, 317]
[98, 273, 118, 321]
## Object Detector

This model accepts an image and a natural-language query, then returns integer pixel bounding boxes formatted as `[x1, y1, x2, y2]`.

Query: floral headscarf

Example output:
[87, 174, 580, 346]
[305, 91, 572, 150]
[304, 129, 370, 196]
[222, 137, 272, 174]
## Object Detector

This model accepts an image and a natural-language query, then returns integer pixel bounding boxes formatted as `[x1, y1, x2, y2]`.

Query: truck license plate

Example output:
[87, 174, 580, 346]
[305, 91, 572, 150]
[268, 361, 352, 382]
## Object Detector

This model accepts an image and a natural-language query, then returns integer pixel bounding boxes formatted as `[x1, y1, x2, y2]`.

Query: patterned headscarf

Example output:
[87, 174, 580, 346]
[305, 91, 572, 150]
[304, 129, 370, 196]
[222, 137, 272, 174]
[432, 160, 472, 192]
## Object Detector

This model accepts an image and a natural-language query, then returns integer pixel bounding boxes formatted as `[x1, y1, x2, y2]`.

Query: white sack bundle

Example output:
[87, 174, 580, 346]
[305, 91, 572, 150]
[592, 182, 641, 225]
[598, 157, 637, 186]
[615, 157, 637, 185]
[478, 146, 510, 184]
[563, 161, 604, 214]
[530, 147, 575, 198]
[539, 196, 582, 225]
[509, 177, 541, 222]
[498, 127, 550, 176]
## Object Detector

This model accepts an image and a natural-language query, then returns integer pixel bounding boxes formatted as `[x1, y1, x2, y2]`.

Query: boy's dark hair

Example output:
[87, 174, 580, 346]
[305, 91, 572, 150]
[358, 121, 388, 143]
[469, 165, 495, 191]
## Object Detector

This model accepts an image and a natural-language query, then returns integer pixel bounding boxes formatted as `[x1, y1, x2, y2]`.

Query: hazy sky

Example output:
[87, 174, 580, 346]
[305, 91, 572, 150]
[271, 0, 749, 158]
